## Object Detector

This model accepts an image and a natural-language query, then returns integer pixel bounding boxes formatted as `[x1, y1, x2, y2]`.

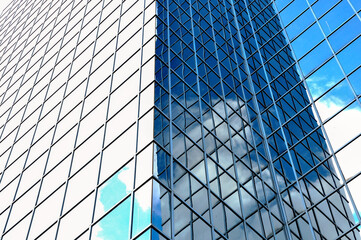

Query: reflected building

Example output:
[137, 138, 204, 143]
[274, 0, 361, 234]
[0, 0, 360, 240]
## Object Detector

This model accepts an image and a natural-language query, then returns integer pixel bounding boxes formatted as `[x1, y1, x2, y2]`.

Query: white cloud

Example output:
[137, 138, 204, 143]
[315, 94, 351, 122]
[312, 98, 361, 231]
[117, 166, 134, 193]
[323, 104, 361, 151]
[307, 75, 339, 99]
[134, 181, 152, 212]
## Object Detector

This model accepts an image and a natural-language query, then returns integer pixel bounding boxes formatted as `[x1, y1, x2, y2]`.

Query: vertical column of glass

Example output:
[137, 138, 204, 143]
[130, 0, 156, 238]
[190, 0, 278, 239]
[87, 0, 128, 239]
[0, 0, 46, 235]
[85, 0, 157, 239]
[154, 0, 219, 239]
[24, 0, 91, 238]
[153, 1, 173, 239]
[220, 0, 293, 239]
[234, 0, 312, 239]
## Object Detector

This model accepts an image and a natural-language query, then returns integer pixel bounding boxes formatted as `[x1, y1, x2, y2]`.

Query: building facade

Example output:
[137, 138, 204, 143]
[274, 0, 361, 233]
[0, 0, 359, 239]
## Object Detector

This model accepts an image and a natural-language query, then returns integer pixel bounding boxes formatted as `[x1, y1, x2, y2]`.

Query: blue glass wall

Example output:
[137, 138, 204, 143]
[153, 0, 360, 239]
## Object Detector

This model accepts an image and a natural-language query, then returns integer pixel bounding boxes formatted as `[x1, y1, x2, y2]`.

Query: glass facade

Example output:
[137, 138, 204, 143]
[273, 0, 361, 234]
[0, 0, 359, 240]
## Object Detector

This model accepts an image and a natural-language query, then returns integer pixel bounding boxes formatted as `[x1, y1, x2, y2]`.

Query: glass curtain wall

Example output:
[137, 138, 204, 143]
[153, 0, 360, 239]
[0, 0, 360, 239]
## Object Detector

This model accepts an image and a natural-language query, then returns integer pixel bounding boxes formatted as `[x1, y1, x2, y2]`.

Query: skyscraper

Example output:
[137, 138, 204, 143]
[0, 0, 359, 240]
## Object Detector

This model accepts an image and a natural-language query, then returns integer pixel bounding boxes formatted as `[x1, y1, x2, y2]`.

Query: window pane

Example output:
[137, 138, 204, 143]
[132, 181, 152, 237]
[337, 36, 361, 75]
[299, 41, 332, 76]
[92, 197, 131, 240]
[135, 229, 150, 240]
[318, 1, 354, 35]
[292, 23, 324, 59]
[94, 161, 134, 220]
[305, 58, 344, 99]
[286, 9, 315, 41]
[312, 0, 338, 18]
[315, 80, 354, 121]
[329, 16, 361, 52]
[324, 102, 361, 150]
[349, 0, 361, 11]
[279, 0, 308, 26]
[336, 136, 361, 179]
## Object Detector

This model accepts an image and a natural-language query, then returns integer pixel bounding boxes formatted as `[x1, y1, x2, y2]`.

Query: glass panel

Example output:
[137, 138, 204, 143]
[337, 36, 361, 75]
[2, 214, 31, 240]
[7, 182, 39, 230]
[279, 0, 308, 26]
[76, 230, 90, 240]
[132, 181, 152, 237]
[36, 223, 57, 240]
[324, 102, 361, 151]
[135, 144, 153, 187]
[193, 218, 212, 239]
[347, 176, 361, 230]
[312, 0, 339, 18]
[135, 229, 151, 240]
[315, 80, 355, 121]
[100, 126, 137, 183]
[57, 193, 95, 239]
[274, 0, 292, 12]
[349, 0, 361, 11]
[291, 23, 324, 59]
[28, 186, 65, 239]
[286, 9, 315, 41]
[299, 41, 333, 76]
[152, 180, 171, 238]
[63, 156, 99, 213]
[336, 136, 361, 179]
[94, 161, 134, 220]
[151, 229, 168, 240]
[92, 197, 131, 240]
[138, 109, 155, 151]
[318, 1, 354, 35]
[305, 58, 344, 99]
[329, 16, 361, 52]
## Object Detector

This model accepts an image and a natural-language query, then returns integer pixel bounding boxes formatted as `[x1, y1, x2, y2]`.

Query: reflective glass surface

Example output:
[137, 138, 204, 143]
[0, 0, 360, 239]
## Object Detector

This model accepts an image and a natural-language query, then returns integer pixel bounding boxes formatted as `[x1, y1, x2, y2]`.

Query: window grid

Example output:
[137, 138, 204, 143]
[0, 0, 360, 239]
